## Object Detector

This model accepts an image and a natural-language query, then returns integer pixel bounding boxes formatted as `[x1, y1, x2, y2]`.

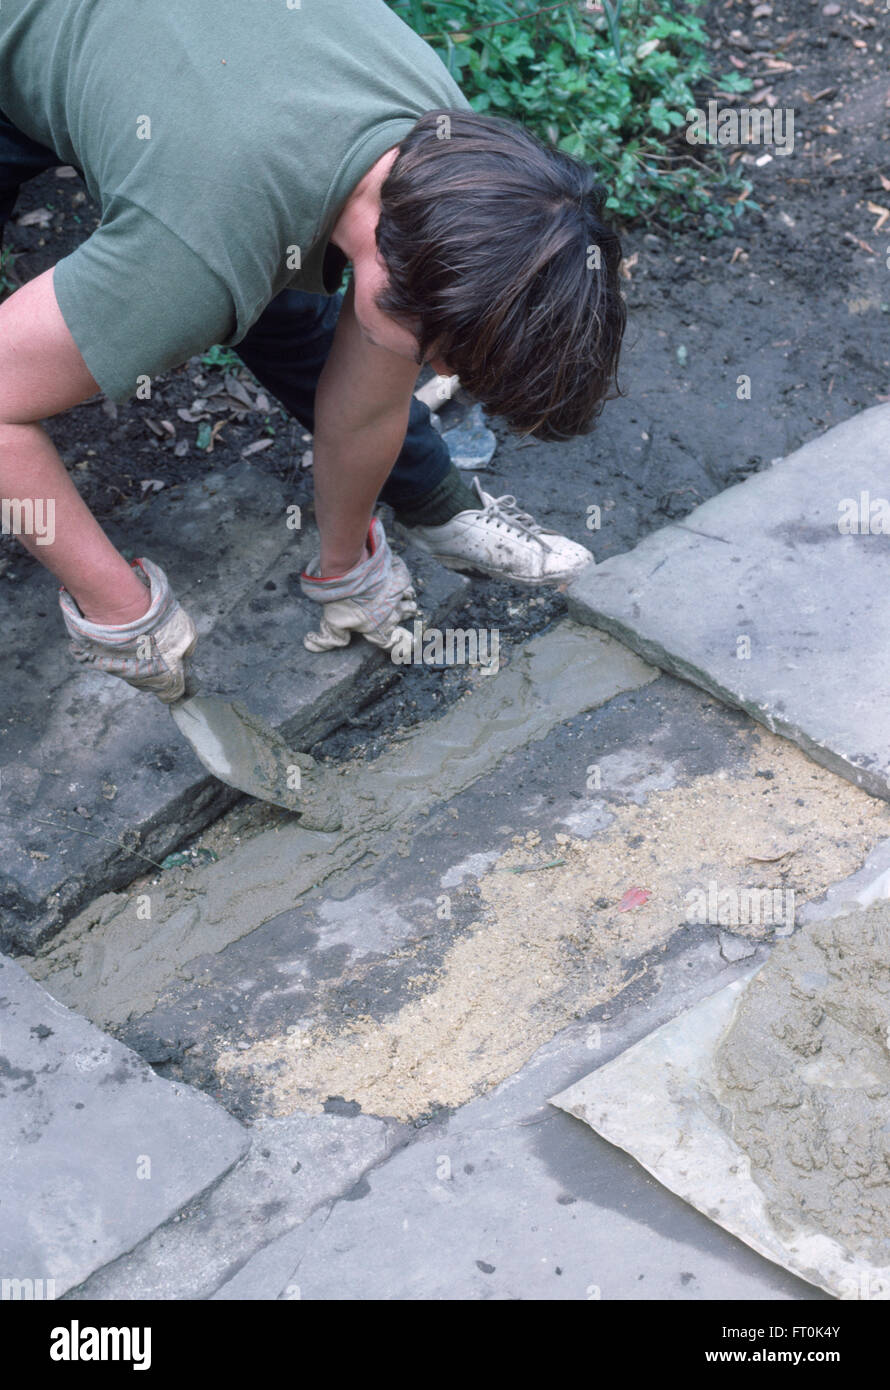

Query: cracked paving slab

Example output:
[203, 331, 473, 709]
[64, 1110, 401, 1301]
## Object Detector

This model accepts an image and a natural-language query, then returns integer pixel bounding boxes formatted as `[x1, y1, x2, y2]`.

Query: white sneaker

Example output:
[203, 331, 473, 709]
[399, 477, 594, 585]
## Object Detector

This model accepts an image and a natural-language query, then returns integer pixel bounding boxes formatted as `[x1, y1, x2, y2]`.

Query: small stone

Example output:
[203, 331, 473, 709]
[719, 931, 758, 962]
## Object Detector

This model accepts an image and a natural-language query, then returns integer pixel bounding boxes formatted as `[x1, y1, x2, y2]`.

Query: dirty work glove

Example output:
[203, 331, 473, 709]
[300, 516, 418, 653]
[59, 557, 198, 703]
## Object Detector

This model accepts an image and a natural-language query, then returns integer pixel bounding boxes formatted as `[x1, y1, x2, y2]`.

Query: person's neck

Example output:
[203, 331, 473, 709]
[330, 147, 400, 263]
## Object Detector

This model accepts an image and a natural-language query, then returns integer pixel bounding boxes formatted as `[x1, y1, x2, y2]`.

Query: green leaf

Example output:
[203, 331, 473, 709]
[390, 0, 753, 226]
[200, 344, 241, 370]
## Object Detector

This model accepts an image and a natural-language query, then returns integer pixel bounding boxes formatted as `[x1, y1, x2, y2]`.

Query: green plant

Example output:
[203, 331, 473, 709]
[390, 0, 756, 230]
[199, 344, 242, 370]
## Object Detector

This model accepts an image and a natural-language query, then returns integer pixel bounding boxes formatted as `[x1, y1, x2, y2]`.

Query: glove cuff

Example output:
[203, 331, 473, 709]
[58, 558, 197, 703]
[300, 517, 390, 605]
[59, 557, 174, 642]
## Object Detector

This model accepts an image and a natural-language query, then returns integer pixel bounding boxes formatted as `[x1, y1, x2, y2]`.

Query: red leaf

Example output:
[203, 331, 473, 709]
[618, 887, 651, 912]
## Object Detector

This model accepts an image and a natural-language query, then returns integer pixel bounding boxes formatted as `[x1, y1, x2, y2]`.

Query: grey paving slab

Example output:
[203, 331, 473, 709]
[216, 941, 826, 1301]
[568, 404, 890, 801]
[0, 460, 466, 952]
[0, 953, 248, 1298]
[65, 1112, 402, 1301]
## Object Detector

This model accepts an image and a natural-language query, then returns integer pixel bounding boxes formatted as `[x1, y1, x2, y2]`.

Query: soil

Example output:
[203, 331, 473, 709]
[2, 0, 888, 755]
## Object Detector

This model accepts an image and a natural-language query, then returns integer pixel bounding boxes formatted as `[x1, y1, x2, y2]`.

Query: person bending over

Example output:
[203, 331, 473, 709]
[0, 0, 625, 699]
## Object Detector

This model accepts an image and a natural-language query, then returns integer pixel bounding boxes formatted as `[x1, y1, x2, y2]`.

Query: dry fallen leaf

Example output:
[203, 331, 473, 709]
[223, 375, 255, 409]
[867, 201, 890, 233]
[206, 419, 228, 453]
[618, 887, 651, 912]
[618, 252, 640, 281]
[16, 207, 52, 228]
[241, 438, 274, 457]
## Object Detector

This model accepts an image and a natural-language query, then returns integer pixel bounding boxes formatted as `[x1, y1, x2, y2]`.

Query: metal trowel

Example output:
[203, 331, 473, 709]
[169, 678, 342, 830]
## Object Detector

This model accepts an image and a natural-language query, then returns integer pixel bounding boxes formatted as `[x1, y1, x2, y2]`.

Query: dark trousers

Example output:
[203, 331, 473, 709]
[0, 110, 450, 512]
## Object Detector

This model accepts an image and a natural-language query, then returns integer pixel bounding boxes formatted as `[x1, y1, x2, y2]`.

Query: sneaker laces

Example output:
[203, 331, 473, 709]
[471, 476, 554, 552]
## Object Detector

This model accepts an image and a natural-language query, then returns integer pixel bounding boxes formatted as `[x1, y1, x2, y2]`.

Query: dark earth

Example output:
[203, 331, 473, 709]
[2, 0, 888, 759]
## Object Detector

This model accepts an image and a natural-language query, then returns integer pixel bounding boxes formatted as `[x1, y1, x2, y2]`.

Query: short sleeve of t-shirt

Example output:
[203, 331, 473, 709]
[52, 199, 237, 403]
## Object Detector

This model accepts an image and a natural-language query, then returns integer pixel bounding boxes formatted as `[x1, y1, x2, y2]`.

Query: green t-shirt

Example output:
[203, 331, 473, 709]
[0, 0, 469, 401]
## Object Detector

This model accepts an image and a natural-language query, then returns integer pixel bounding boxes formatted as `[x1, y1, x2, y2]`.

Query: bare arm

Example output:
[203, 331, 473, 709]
[0, 267, 151, 622]
[0, 269, 418, 615]
[312, 280, 421, 575]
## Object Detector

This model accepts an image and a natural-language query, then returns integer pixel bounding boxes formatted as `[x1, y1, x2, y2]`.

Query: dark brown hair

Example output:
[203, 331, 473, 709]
[375, 109, 626, 441]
